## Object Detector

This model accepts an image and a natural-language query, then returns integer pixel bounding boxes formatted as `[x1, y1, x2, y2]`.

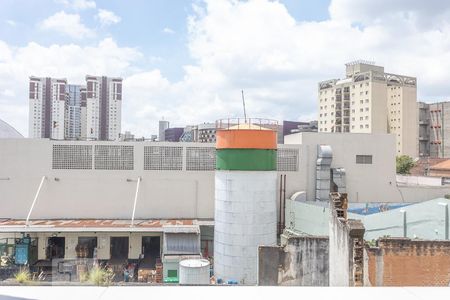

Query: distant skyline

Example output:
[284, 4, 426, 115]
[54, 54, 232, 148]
[1, 0, 450, 136]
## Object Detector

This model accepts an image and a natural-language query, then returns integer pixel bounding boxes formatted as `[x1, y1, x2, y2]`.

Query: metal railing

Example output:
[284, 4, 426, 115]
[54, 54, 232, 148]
[215, 118, 278, 130]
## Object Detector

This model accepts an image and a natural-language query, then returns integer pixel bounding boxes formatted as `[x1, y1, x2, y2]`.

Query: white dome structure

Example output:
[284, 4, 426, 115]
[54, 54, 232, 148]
[0, 119, 23, 138]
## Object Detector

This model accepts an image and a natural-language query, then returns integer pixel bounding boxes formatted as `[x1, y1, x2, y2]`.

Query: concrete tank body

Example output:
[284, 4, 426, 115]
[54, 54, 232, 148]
[214, 120, 278, 285]
[179, 259, 210, 285]
[214, 171, 277, 284]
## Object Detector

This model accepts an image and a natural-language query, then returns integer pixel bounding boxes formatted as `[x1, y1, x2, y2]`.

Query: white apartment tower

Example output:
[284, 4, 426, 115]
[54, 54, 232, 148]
[80, 87, 87, 140]
[29, 76, 67, 140]
[318, 61, 418, 157]
[65, 85, 86, 140]
[85, 76, 122, 141]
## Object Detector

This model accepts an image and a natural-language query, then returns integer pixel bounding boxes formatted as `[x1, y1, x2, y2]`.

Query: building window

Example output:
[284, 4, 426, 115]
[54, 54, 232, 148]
[356, 155, 372, 164]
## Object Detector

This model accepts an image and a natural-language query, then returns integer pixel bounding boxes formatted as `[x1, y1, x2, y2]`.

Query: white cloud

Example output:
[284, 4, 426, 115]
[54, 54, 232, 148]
[55, 0, 96, 10]
[163, 27, 175, 34]
[0, 38, 141, 136]
[4, 0, 450, 137]
[96, 9, 121, 26]
[39, 11, 95, 39]
[5, 20, 16, 26]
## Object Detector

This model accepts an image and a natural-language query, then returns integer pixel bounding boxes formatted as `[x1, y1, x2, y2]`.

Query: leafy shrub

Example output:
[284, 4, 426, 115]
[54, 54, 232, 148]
[396, 155, 415, 174]
[88, 266, 115, 286]
[14, 268, 31, 284]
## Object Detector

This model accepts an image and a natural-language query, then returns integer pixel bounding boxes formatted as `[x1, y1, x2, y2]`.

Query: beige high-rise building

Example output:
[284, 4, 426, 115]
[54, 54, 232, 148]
[318, 61, 418, 157]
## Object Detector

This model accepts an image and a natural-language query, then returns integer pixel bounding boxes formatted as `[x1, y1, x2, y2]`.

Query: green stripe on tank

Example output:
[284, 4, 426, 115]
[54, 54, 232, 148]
[216, 149, 277, 171]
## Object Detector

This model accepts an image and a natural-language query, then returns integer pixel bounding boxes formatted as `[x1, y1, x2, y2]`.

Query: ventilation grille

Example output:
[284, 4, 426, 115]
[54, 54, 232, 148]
[52, 145, 92, 169]
[277, 148, 299, 171]
[94, 145, 134, 170]
[186, 147, 216, 171]
[144, 146, 183, 170]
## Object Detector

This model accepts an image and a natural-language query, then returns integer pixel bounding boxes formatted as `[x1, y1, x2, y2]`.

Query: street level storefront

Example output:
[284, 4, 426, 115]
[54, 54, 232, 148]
[0, 219, 213, 283]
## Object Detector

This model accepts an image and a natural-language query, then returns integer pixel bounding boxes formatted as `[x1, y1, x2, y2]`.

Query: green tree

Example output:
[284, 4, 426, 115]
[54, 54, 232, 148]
[396, 155, 415, 174]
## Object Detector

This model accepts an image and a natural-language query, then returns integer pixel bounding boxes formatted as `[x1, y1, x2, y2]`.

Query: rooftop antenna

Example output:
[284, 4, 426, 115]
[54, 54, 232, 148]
[241, 90, 247, 123]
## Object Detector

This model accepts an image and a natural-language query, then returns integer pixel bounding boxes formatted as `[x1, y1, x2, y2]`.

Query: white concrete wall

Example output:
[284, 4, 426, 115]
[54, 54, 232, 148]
[0, 139, 216, 220]
[1, 133, 442, 223]
[328, 206, 350, 286]
[396, 175, 442, 186]
[286, 132, 402, 203]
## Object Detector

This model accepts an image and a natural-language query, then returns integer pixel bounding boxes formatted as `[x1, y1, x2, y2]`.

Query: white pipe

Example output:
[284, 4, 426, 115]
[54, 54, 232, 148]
[26, 176, 46, 226]
[130, 177, 141, 227]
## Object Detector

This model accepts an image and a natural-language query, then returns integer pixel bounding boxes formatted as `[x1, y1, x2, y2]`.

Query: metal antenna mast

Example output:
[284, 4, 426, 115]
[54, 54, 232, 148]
[241, 90, 247, 123]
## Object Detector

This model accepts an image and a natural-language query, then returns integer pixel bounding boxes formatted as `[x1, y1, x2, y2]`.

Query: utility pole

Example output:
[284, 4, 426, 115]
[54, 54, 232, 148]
[241, 90, 247, 123]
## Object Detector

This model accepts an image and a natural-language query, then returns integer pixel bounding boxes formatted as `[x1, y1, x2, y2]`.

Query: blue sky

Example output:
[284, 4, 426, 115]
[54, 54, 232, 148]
[1, 0, 450, 137]
[0, 0, 330, 82]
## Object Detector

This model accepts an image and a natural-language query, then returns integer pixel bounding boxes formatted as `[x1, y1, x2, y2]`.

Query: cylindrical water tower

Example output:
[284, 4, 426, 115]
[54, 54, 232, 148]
[214, 118, 278, 285]
[179, 259, 211, 285]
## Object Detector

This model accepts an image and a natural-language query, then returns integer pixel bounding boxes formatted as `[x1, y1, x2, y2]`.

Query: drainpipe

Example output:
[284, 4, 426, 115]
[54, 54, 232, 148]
[442, 103, 445, 157]
[400, 209, 407, 238]
[26, 176, 46, 226]
[130, 177, 141, 227]
[438, 202, 449, 240]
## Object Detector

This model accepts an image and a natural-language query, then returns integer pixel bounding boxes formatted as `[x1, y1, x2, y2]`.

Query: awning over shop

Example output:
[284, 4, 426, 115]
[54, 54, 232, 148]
[0, 219, 210, 233]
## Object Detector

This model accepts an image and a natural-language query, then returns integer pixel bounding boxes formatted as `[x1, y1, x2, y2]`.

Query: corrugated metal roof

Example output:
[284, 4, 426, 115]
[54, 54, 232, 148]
[0, 219, 204, 233]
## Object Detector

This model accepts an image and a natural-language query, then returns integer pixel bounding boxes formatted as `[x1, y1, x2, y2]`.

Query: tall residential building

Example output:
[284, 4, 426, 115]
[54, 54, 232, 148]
[85, 75, 122, 141]
[80, 87, 87, 140]
[158, 120, 169, 141]
[65, 84, 85, 140]
[417, 101, 450, 158]
[29, 76, 67, 140]
[318, 61, 418, 157]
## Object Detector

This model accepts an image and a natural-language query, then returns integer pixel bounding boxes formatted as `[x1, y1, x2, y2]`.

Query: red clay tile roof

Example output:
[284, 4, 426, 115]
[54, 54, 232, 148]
[430, 159, 450, 171]
[409, 158, 448, 176]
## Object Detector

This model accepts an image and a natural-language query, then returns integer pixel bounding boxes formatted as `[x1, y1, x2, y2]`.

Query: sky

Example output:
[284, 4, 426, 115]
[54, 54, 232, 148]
[1, 0, 450, 137]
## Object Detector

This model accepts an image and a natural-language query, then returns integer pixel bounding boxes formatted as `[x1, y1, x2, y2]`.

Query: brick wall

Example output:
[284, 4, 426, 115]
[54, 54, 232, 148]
[367, 238, 450, 286]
